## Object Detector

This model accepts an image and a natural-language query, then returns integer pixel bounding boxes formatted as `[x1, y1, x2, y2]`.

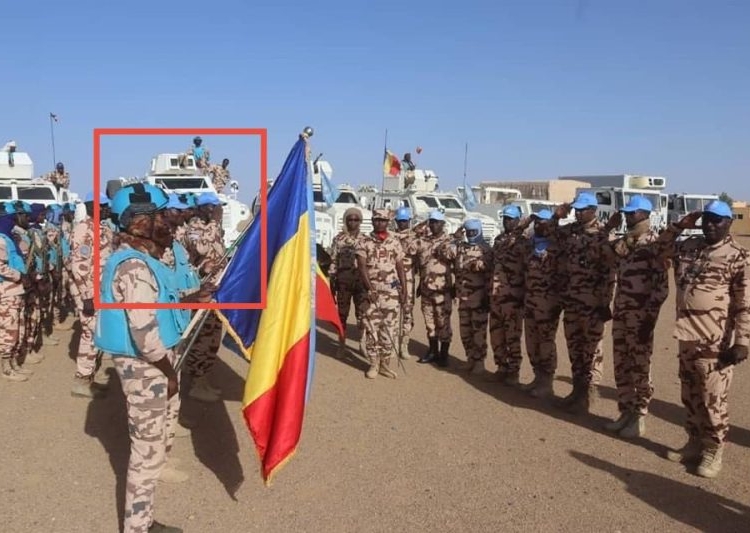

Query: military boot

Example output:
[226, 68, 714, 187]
[619, 413, 646, 439]
[528, 373, 554, 399]
[418, 338, 438, 364]
[696, 442, 724, 478]
[566, 383, 598, 415]
[437, 342, 450, 368]
[11, 358, 34, 376]
[1, 358, 28, 382]
[399, 336, 412, 361]
[24, 351, 45, 365]
[379, 356, 398, 379]
[666, 436, 702, 463]
[604, 411, 633, 433]
[71, 375, 106, 399]
[365, 358, 380, 379]
[149, 521, 183, 533]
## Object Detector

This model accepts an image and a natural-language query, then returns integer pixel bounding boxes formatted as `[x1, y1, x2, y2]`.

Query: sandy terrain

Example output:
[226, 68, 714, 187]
[1, 237, 749, 533]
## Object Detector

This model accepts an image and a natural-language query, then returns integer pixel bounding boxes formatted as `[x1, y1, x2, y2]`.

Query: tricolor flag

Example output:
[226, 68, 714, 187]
[383, 150, 401, 177]
[49, 112, 59, 122]
[215, 135, 341, 484]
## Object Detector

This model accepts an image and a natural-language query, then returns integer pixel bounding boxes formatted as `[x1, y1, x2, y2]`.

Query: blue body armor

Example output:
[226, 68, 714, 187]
[0, 233, 27, 279]
[172, 242, 200, 292]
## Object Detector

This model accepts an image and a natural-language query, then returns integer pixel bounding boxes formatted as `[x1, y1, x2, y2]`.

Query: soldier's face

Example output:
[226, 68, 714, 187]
[466, 229, 480, 241]
[345, 215, 361, 232]
[151, 212, 174, 247]
[165, 208, 183, 229]
[396, 219, 410, 231]
[101, 205, 111, 220]
[575, 207, 596, 224]
[625, 210, 648, 229]
[702, 213, 731, 244]
[503, 216, 519, 232]
[15, 213, 29, 229]
[428, 220, 444, 235]
[373, 218, 388, 232]
[222, 159, 229, 169]
[534, 220, 551, 237]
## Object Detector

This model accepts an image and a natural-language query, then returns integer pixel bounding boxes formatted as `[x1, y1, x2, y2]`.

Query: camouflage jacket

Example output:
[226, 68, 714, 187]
[491, 230, 528, 301]
[438, 239, 492, 307]
[0, 235, 24, 297]
[394, 229, 419, 280]
[355, 232, 404, 291]
[328, 231, 364, 281]
[523, 237, 564, 318]
[70, 217, 95, 300]
[414, 232, 454, 294]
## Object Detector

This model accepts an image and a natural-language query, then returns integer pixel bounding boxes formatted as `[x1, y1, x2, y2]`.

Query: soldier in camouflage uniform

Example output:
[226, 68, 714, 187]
[521, 209, 563, 399]
[328, 207, 367, 354]
[27, 203, 59, 355]
[414, 210, 454, 367]
[393, 207, 422, 360]
[598, 196, 669, 438]
[69, 193, 113, 399]
[656, 202, 750, 478]
[207, 158, 231, 192]
[10, 202, 38, 368]
[184, 192, 226, 403]
[355, 209, 407, 379]
[489, 205, 530, 385]
[552, 192, 617, 414]
[96, 184, 206, 533]
[43, 162, 71, 189]
[0, 203, 32, 382]
[438, 219, 493, 373]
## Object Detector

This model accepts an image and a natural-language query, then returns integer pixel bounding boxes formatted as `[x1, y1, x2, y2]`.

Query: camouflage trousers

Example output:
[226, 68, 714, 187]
[489, 299, 523, 374]
[678, 341, 734, 446]
[113, 352, 180, 533]
[76, 312, 99, 378]
[362, 290, 400, 360]
[524, 306, 561, 376]
[421, 290, 452, 342]
[335, 277, 367, 329]
[19, 290, 40, 358]
[54, 268, 77, 322]
[459, 304, 489, 361]
[213, 174, 229, 192]
[399, 276, 415, 336]
[0, 295, 22, 361]
[185, 312, 223, 378]
[562, 305, 605, 386]
[612, 308, 659, 415]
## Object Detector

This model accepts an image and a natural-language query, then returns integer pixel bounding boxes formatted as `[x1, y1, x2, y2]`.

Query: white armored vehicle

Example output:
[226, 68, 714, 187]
[106, 153, 252, 248]
[0, 142, 77, 206]
[668, 193, 719, 239]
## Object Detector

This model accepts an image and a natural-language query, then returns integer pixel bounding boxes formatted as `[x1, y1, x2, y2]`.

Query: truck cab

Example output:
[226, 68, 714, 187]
[577, 187, 668, 234]
[0, 147, 76, 207]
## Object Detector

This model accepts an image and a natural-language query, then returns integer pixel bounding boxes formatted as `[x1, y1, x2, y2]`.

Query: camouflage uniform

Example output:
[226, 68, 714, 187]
[0, 236, 26, 380]
[439, 238, 493, 363]
[328, 231, 367, 328]
[185, 218, 225, 379]
[208, 164, 230, 192]
[414, 232, 454, 342]
[523, 236, 564, 381]
[70, 217, 99, 378]
[44, 170, 70, 189]
[394, 227, 419, 346]
[603, 220, 669, 417]
[355, 232, 404, 374]
[27, 226, 49, 351]
[489, 230, 527, 377]
[12, 226, 34, 358]
[657, 225, 750, 450]
[108, 249, 181, 533]
[555, 218, 615, 392]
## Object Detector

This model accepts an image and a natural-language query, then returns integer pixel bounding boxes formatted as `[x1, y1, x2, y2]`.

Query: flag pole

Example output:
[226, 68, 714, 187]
[49, 113, 57, 168]
[463, 141, 468, 192]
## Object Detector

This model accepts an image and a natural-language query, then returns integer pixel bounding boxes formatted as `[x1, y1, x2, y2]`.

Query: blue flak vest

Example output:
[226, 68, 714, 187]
[192, 146, 205, 161]
[29, 229, 45, 272]
[0, 233, 27, 280]
[94, 249, 191, 357]
[172, 242, 200, 292]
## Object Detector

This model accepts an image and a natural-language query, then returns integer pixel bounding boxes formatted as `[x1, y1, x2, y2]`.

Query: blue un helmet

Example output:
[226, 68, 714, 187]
[84, 191, 110, 206]
[196, 192, 221, 206]
[110, 183, 169, 229]
[395, 207, 412, 221]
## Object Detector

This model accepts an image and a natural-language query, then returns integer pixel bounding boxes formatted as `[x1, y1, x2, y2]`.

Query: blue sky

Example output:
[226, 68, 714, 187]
[2, 0, 749, 204]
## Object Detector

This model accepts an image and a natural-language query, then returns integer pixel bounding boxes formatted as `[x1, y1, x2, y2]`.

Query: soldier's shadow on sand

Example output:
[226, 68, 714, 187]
[83, 367, 129, 530]
[182, 358, 246, 500]
[316, 324, 369, 374]
[571, 451, 750, 532]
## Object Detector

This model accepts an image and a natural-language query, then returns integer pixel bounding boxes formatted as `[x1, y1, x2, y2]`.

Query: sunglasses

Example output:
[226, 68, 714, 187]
[346, 217, 361, 222]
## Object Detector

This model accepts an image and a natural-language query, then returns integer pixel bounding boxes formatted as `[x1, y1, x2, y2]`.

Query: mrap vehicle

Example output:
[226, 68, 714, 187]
[0, 144, 78, 206]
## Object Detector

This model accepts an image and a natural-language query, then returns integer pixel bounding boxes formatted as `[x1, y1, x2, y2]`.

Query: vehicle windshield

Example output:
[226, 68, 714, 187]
[619, 192, 661, 211]
[529, 202, 554, 213]
[685, 197, 704, 212]
[335, 192, 359, 204]
[155, 178, 209, 190]
[0, 187, 12, 200]
[17, 187, 55, 200]
[416, 196, 439, 208]
[313, 190, 324, 203]
[437, 197, 464, 209]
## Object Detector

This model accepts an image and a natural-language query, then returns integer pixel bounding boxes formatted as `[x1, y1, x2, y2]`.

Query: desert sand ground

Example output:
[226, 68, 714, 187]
[1, 238, 749, 533]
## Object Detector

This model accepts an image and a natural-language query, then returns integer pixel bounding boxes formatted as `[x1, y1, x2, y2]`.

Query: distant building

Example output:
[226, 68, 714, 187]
[478, 179, 590, 203]
[732, 201, 750, 236]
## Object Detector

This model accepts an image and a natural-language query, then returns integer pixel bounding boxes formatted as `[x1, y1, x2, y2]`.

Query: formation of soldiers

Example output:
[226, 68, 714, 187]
[327, 192, 749, 481]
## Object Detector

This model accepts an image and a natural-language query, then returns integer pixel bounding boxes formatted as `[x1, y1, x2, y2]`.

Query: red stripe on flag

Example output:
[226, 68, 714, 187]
[316, 270, 344, 339]
[242, 333, 311, 483]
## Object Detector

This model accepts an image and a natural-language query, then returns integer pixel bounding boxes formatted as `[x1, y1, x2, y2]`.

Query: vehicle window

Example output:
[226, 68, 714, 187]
[416, 196, 439, 208]
[0, 186, 11, 200]
[335, 192, 358, 204]
[155, 178, 208, 189]
[17, 187, 55, 200]
[596, 192, 612, 206]
[437, 197, 463, 209]
[685, 198, 702, 212]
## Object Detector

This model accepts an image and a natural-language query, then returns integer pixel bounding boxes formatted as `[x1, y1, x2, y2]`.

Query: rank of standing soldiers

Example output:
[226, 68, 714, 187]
[327, 193, 749, 481]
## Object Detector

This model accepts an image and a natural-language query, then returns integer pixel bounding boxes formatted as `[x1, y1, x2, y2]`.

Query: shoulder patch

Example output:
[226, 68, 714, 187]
[79, 245, 92, 259]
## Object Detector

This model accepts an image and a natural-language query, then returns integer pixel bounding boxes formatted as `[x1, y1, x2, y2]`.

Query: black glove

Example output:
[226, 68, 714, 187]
[82, 298, 95, 317]
[718, 345, 749, 368]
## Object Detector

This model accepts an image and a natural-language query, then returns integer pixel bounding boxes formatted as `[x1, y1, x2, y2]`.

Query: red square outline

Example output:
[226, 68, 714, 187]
[92, 128, 267, 311]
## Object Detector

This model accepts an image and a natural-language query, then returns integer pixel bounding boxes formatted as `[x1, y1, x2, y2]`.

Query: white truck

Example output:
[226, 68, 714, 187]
[0, 144, 78, 207]
[561, 175, 669, 234]
[106, 152, 252, 248]
[668, 193, 719, 238]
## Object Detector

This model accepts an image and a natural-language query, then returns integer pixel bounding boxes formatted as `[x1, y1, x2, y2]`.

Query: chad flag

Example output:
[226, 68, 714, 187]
[215, 135, 320, 484]
[383, 150, 401, 177]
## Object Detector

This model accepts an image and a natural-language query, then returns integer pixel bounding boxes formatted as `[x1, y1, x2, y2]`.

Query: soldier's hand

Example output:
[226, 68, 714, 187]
[718, 345, 749, 368]
[82, 298, 95, 317]
[453, 227, 465, 240]
[676, 211, 702, 230]
[20, 274, 32, 290]
[517, 216, 533, 230]
[605, 212, 623, 232]
[554, 203, 572, 220]
[167, 374, 180, 400]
